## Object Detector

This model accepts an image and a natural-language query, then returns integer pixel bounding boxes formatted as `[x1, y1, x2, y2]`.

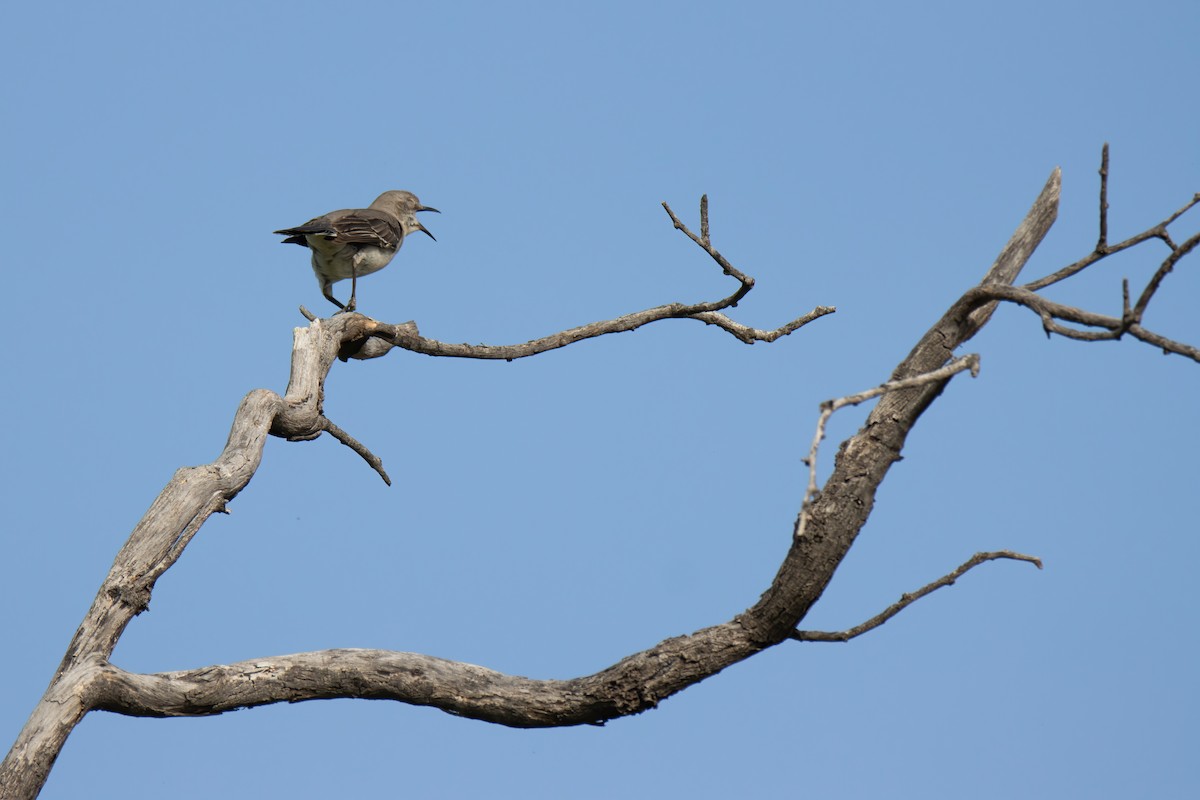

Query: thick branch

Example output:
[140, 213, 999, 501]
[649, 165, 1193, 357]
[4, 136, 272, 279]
[740, 167, 1063, 645]
[0, 318, 357, 796]
[964, 168, 1062, 343]
[90, 620, 760, 728]
[6, 159, 1194, 800]
[1, 202, 826, 798]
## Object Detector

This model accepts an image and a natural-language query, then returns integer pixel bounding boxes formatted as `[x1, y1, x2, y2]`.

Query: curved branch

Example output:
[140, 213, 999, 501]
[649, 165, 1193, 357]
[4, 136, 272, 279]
[5, 159, 1193, 799]
[91, 620, 759, 728]
[687, 308, 836, 343]
[1131, 230, 1200, 321]
[791, 551, 1043, 643]
[661, 194, 755, 307]
[966, 284, 1200, 363]
[1, 201, 828, 798]
[333, 195, 834, 362]
[321, 417, 391, 485]
[341, 301, 835, 363]
[741, 166, 1062, 645]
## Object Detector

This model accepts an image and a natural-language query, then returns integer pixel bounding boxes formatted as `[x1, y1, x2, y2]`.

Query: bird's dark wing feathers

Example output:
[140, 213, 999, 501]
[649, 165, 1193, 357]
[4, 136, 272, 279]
[274, 210, 401, 249]
[274, 218, 335, 238]
[329, 211, 403, 249]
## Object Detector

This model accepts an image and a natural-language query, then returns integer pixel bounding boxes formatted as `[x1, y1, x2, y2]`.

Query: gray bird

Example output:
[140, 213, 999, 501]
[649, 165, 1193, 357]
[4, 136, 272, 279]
[275, 190, 439, 313]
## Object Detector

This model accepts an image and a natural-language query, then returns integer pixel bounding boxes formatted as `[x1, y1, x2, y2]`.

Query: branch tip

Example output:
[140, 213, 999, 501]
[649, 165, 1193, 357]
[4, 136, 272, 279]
[321, 417, 391, 485]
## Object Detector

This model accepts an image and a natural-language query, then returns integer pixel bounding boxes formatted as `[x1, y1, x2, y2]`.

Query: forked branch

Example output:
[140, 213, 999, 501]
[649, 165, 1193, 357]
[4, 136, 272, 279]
[795, 354, 981, 539]
[1010, 144, 1200, 356]
[4, 153, 1195, 800]
[336, 195, 835, 362]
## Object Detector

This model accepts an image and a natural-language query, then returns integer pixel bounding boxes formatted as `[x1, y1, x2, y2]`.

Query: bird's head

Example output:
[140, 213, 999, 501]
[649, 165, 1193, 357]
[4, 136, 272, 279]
[371, 190, 440, 241]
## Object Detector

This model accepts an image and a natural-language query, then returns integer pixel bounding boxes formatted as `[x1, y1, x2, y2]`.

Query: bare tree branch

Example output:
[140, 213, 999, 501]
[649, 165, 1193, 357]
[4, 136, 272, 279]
[791, 551, 1043, 643]
[964, 283, 1200, 363]
[962, 167, 1061, 341]
[1131, 230, 1200, 321]
[687, 308, 835, 343]
[320, 417, 391, 485]
[795, 354, 981, 540]
[4, 152, 1195, 800]
[1098, 142, 1110, 250]
[332, 195, 834, 362]
[87, 627, 757, 728]
[1024, 144, 1199, 294]
[662, 194, 755, 307]
[342, 300, 835, 363]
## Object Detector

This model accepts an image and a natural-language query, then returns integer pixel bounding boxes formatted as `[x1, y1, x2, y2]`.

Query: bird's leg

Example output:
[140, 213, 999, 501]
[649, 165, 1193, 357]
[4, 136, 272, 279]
[344, 265, 358, 313]
[322, 282, 347, 312]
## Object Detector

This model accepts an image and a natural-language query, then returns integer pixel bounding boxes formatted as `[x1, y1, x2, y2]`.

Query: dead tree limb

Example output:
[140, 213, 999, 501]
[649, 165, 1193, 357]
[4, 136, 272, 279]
[791, 551, 1043, 643]
[4, 149, 1195, 800]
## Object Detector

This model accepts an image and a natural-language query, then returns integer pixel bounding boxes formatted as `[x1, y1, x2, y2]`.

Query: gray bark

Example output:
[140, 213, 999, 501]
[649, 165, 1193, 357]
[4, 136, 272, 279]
[5, 156, 1195, 799]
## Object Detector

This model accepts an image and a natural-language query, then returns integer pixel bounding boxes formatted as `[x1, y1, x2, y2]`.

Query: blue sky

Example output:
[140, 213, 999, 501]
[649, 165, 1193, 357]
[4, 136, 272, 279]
[2, 1, 1198, 797]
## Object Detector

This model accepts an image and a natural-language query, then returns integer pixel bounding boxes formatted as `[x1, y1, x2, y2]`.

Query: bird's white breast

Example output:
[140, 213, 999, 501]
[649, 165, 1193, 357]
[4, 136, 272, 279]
[309, 241, 398, 282]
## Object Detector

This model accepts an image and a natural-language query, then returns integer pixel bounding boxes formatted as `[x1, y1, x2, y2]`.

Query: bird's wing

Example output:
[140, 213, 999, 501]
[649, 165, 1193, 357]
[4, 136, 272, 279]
[275, 210, 402, 249]
[274, 215, 336, 241]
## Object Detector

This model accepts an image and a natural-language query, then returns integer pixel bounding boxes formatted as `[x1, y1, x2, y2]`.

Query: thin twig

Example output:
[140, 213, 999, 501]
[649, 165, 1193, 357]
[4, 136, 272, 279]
[791, 551, 1043, 643]
[1131, 230, 1200, 321]
[1024, 150, 1199, 293]
[662, 198, 755, 305]
[688, 308, 837, 343]
[1127, 323, 1200, 361]
[794, 354, 981, 539]
[1098, 142, 1110, 251]
[1121, 279, 1132, 330]
[321, 417, 391, 485]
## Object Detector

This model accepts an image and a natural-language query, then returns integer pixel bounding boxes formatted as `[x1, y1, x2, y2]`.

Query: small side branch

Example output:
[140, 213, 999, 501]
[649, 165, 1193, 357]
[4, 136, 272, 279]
[791, 551, 1043, 643]
[661, 194, 755, 308]
[1024, 146, 1199, 294]
[795, 355, 981, 539]
[688, 308, 836, 343]
[967, 283, 1200, 363]
[1131, 230, 1200, 321]
[321, 417, 391, 485]
[1098, 142, 1110, 251]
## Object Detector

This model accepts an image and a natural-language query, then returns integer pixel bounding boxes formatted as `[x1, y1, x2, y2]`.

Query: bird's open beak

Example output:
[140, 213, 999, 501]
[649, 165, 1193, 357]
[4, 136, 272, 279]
[416, 205, 439, 240]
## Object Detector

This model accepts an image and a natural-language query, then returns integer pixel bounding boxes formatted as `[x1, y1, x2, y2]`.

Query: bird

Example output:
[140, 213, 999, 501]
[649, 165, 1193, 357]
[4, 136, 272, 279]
[275, 190, 439, 313]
